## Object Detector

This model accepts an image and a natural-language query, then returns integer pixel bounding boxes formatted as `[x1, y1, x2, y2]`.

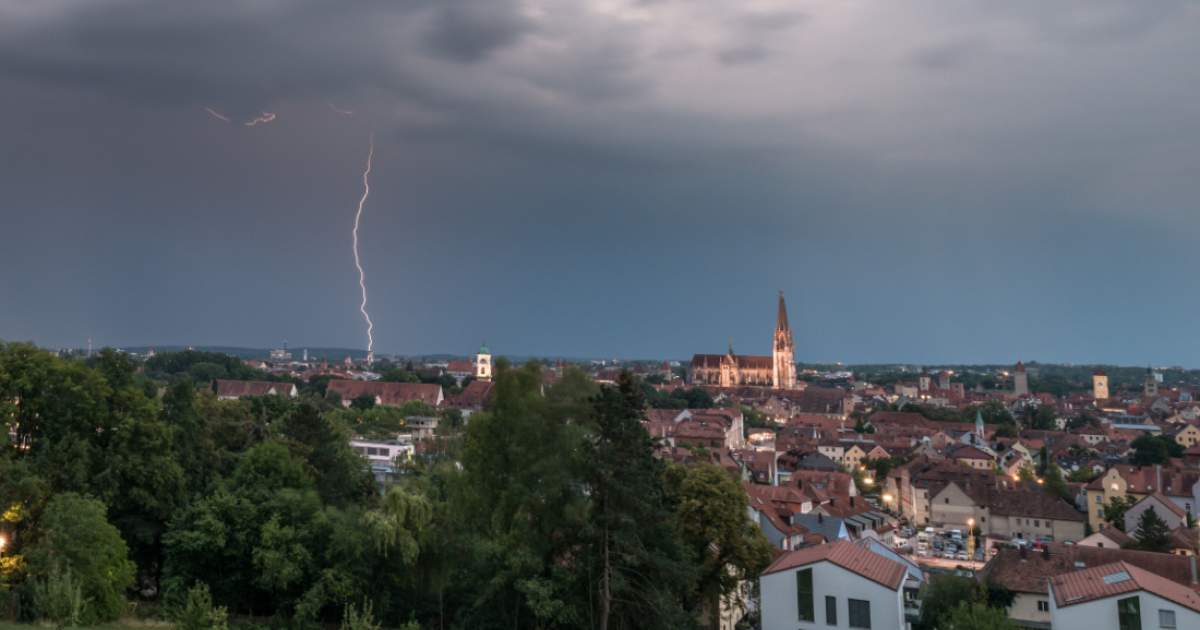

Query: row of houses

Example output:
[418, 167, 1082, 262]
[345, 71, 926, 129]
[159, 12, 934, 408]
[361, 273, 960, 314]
[760, 537, 1200, 630]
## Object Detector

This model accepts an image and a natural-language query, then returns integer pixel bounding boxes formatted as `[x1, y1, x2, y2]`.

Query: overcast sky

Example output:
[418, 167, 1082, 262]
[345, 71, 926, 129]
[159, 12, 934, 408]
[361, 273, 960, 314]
[2, 0, 1199, 364]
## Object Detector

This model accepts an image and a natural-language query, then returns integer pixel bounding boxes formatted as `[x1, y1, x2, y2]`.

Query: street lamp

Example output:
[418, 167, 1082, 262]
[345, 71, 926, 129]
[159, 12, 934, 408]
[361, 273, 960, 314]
[966, 518, 976, 566]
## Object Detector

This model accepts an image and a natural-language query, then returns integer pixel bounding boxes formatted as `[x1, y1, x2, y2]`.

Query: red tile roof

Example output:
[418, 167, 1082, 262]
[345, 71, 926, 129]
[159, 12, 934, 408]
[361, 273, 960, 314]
[762, 540, 906, 590]
[445, 379, 493, 409]
[981, 544, 1197, 595]
[1051, 561, 1200, 612]
[214, 379, 295, 398]
[326, 379, 442, 406]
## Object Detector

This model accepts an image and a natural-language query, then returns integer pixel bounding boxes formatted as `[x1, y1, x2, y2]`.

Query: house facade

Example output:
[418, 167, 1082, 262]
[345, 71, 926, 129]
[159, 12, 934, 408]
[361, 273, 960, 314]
[760, 541, 911, 630]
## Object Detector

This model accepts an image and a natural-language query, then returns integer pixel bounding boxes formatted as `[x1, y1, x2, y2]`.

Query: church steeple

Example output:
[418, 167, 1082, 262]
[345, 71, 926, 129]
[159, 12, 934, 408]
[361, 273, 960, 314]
[776, 290, 790, 333]
[772, 291, 797, 390]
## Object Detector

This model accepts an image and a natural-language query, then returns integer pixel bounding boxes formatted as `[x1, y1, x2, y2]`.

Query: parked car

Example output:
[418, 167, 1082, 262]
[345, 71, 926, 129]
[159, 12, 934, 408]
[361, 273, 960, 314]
[956, 551, 968, 561]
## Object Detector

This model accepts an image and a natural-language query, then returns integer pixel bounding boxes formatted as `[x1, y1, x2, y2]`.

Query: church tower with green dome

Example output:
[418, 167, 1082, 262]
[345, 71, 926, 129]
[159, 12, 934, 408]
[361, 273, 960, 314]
[475, 343, 492, 381]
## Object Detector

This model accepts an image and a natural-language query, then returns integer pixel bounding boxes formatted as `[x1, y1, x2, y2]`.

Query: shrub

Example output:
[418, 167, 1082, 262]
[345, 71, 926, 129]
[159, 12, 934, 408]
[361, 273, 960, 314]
[30, 566, 85, 628]
[175, 583, 228, 630]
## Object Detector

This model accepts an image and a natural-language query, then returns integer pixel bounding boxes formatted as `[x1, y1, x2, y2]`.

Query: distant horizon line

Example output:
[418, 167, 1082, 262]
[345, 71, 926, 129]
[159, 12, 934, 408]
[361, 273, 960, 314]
[15, 341, 1198, 372]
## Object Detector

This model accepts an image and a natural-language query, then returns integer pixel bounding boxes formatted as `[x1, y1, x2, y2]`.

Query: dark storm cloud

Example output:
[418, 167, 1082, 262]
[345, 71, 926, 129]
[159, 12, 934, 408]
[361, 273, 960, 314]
[3, 0, 1200, 365]
[422, 0, 534, 62]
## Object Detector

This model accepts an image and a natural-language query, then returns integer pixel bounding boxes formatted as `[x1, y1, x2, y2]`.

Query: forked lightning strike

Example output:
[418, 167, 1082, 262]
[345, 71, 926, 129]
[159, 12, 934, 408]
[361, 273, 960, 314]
[244, 112, 277, 126]
[352, 133, 376, 357]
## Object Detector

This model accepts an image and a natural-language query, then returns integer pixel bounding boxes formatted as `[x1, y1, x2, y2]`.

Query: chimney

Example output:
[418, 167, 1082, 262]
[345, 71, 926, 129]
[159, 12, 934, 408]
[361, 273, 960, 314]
[1191, 556, 1198, 586]
[1156, 464, 1163, 492]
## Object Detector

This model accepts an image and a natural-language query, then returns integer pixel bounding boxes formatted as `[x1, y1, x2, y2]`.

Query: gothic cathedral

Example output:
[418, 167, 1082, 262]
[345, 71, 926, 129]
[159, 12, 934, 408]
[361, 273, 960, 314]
[690, 291, 798, 389]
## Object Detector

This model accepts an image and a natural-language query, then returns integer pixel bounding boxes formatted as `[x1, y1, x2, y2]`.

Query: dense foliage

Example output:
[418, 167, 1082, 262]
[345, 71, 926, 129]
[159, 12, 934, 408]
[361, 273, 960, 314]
[0, 344, 766, 629]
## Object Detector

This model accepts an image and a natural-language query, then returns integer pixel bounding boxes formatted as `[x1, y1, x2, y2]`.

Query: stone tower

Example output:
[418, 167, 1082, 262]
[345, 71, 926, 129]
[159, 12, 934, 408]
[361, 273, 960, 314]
[772, 291, 797, 390]
[476, 343, 492, 381]
[1093, 369, 1109, 401]
[1013, 361, 1029, 397]
[1144, 367, 1159, 397]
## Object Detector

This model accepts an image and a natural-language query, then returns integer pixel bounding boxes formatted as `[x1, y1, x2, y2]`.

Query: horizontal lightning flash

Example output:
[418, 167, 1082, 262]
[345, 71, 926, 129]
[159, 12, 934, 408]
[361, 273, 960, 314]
[328, 103, 354, 116]
[243, 112, 277, 126]
[204, 107, 231, 122]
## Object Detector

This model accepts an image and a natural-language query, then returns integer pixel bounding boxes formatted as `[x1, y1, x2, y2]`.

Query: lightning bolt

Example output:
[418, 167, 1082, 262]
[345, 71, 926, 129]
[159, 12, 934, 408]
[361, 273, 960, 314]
[204, 107, 231, 122]
[244, 112, 277, 126]
[328, 103, 354, 116]
[352, 133, 376, 355]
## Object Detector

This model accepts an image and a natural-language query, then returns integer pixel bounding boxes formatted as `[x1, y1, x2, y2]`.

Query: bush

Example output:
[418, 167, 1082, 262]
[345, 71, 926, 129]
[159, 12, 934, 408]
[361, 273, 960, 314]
[340, 602, 381, 630]
[175, 583, 228, 630]
[24, 493, 135, 624]
[30, 566, 85, 628]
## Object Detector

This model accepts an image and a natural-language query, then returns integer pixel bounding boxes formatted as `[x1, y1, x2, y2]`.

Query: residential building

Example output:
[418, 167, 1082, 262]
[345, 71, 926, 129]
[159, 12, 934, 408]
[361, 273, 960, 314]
[214, 379, 298, 400]
[979, 544, 1200, 629]
[1124, 494, 1189, 534]
[350, 436, 414, 482]
[326, 380, 444, 408]
[1048, 561, 1200, 630]
[760, 540, 914, 630]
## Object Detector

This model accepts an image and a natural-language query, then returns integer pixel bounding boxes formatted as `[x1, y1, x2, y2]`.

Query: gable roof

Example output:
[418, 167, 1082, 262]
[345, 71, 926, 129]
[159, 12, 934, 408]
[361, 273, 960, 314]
[214, 379, 295, 398]
[762, 540, 907, 590]
[1133, 493, 1189, 520]
[326, 379, 442, 407]
[1051, 561, 1200, 612]
[981, 544, 1197, 596]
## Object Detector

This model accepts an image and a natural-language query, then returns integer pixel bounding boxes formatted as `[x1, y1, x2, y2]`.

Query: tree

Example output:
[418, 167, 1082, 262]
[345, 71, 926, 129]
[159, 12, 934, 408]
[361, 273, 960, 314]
[350, 394, 376, 410]
[586, 373, 694, 630]
[24, 493, 136, 624]
[664, 463, 773, 628]
[1028, 405, 1057, 431]
[1042, 464, 1072, 502]
[993, 423, 1017, 438]
[917, 575, 984, 630]
[1131, 434, 1181, 465]
[1103, 496, 1138, 531]
[454, 361, 592, 629]
[941, 602, 1017, 630]
[1132, 506, 1172, 552]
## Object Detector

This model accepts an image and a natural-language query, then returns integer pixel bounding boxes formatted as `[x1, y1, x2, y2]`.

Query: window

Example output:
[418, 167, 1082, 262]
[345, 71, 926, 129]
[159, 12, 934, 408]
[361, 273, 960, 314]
[1097, 495, 1104, 504]
[796, 568, 814, 622]
[1159, 609, 1176, 628]
[945, 498, 950, 504]
[848, 599, 871, 629]
[1034, 520, 1040, 527]
[1037, 600, 1050, 612]
[1118, 596, 1142, 630]
[826, 595, 837, 625]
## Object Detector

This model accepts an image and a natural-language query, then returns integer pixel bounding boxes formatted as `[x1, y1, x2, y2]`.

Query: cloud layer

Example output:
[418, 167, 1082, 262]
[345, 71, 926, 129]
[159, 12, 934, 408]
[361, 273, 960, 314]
[2, 0, 1200, 363]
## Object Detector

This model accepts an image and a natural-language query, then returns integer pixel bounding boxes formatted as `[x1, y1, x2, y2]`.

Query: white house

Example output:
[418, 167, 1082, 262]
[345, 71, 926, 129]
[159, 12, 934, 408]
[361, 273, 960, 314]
[1049, 561, 1200, 630]
[350, 436, 414, 481]
[760, 540, 911, 630]
[1124, 493, 1188, 535]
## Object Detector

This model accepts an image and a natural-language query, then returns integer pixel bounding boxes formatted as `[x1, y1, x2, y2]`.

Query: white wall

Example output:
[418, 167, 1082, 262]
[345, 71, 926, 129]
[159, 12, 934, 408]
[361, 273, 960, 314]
[1051, 590, 1200, 630]
[761, 561, 905, 630]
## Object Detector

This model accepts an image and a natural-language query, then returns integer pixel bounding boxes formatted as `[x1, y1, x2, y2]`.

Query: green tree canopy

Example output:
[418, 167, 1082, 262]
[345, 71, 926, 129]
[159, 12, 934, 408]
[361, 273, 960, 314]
[24, 493, 136, 624]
